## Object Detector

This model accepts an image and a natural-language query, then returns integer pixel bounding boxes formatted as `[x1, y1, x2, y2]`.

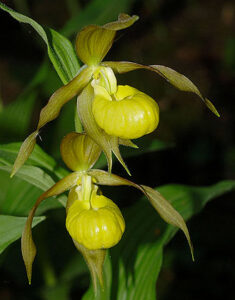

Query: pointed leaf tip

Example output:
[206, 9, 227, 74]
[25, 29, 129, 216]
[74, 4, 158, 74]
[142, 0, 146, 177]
[140, 185, 194, 260]
[11, 131, 38, 178]
[102, 61, 220, 118]
[11, 67, 93, 176]
[21, 208, 37, 285]
[21, 172, 81, 283]
[205, 98, 220, 117]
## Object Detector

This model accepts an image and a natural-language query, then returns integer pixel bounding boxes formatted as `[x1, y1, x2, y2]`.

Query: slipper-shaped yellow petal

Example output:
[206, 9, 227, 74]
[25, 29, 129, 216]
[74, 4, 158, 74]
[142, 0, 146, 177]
[92, 85, 159, 139]
[66, 192, 125, 250]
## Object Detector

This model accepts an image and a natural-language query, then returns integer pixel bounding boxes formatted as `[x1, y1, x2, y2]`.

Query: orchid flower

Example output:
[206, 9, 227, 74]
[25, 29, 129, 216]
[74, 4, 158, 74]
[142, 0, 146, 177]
[22, 132, 193, 292]
[12, 13, 219, 177]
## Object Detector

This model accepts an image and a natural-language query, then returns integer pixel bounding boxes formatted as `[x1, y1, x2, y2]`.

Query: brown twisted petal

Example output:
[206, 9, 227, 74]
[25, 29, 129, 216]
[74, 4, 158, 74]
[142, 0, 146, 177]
[21, 171, 81, 284]
[87, 169, 194, 260]
[11, 67, 93, 177]
[77, 84, 130, 175]
[72, 240, 106, 295]
[101, 61, 220, 117]
[75, 14, 139, 66]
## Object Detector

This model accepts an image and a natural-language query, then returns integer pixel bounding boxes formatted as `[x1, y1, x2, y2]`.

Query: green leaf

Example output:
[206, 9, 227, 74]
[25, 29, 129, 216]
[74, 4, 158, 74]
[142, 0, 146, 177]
[0, 215, 45, 255]
[0, 2, 79, 84]
[46, 28, 80, 82]
[0, 91, 37, 141]
[0, 142, 69, 217]
[0, 164, 67, 208]
[0, 61, 49, 142]
[82, 180, 235, 299]
[0, 170, 63, 216]
[0, 164, 54, 191]
[0, 142, 68, 179]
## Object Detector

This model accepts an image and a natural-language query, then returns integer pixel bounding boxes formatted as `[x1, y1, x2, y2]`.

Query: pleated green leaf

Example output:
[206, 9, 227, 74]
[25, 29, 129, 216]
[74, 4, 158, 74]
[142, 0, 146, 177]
[0, 215, 45, 255]
[0, 164, 55, 192]
[0, 2, 79, 84]
[0, 169, 62, 216]
[0, 142, 68, 179]
[0, 164, 67, 211]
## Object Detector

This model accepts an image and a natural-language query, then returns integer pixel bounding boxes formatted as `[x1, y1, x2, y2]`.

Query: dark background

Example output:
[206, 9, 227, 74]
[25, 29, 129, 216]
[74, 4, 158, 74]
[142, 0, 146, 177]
[0, 0, 235, 299]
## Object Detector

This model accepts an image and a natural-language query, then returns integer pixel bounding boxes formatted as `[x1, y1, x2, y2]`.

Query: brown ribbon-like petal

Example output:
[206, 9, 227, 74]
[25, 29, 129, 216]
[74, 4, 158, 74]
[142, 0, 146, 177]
[101, 61, 220, 117]
[87, 169, 194, 260]
[77, 84, 130, 175]
[73, 240, 106, 295]
[11, 67, 93, 177]
[21, 171, 81, 284]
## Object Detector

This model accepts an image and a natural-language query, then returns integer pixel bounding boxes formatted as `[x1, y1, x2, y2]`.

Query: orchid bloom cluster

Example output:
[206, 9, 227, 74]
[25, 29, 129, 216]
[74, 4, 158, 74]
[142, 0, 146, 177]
[16, 14, 219, 291]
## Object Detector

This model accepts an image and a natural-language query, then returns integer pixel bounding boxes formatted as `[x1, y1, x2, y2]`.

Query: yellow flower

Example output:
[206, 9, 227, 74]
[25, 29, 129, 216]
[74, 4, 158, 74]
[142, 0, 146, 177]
[21, 133, 125, 290]
[12, 14, 219, 176]
[21, 132, 194, 291]
[66, 185, 125, 250]
[92, 84, 159, 139]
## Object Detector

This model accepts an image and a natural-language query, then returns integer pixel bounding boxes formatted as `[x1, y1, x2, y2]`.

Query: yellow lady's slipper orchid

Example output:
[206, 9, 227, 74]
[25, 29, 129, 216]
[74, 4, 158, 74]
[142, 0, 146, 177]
[66, 185, 125, 250]
[92, 84, 159, 139]
[21, 133, 125, 290]
[12, 13, 219, 177]
[21, 132, 193, 292]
